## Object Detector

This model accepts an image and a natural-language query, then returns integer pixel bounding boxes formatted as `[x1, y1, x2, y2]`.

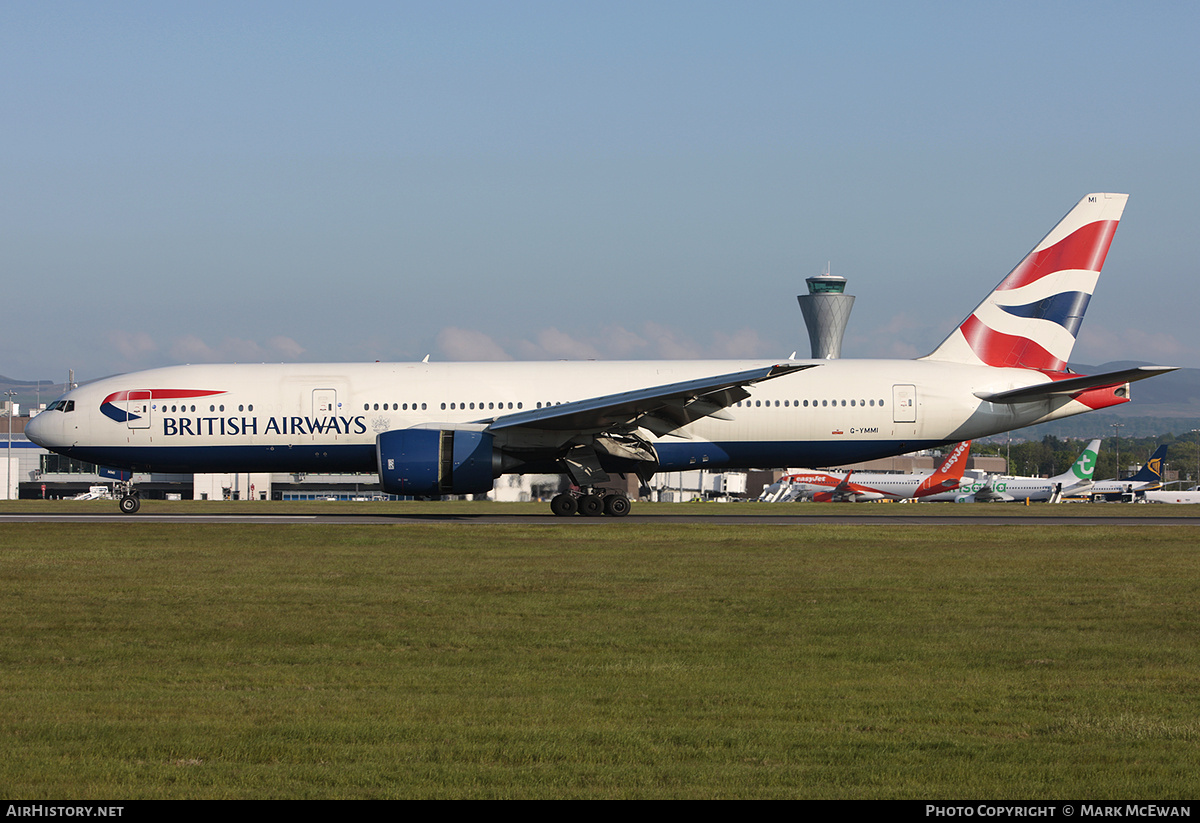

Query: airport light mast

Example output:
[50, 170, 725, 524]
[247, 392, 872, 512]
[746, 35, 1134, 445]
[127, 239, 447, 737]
[4, 390, 15, 501]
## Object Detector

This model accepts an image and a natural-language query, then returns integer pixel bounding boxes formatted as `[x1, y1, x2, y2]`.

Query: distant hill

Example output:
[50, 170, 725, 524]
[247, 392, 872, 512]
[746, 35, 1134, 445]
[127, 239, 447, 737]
[0, 376, 71, 409]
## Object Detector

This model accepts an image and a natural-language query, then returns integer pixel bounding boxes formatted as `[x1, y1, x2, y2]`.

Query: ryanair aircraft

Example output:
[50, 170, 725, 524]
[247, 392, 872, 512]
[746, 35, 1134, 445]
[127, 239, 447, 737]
[27, 193, 1173, 516]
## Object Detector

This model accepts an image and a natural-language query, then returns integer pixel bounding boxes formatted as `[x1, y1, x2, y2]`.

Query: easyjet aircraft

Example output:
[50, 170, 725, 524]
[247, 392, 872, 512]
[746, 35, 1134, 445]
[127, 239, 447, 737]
[770, 440, 973, 502]
[27, 193, 1173, 516]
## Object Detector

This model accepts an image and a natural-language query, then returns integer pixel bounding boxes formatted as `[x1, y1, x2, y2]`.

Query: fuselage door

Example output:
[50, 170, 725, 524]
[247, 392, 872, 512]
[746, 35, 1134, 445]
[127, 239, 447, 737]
[892, 384, 916, 424]
[313, 389, 338, 417]
[127, 390, 152, 430]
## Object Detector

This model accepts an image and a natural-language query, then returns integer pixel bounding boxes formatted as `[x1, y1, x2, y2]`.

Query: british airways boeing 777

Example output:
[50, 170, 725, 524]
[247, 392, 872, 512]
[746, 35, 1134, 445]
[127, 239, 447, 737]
[26, 193, 1174, 515]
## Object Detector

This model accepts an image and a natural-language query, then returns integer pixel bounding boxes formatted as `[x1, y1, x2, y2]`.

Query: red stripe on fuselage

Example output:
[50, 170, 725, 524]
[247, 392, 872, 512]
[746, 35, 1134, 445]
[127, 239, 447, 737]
[102, 389, 227, 405]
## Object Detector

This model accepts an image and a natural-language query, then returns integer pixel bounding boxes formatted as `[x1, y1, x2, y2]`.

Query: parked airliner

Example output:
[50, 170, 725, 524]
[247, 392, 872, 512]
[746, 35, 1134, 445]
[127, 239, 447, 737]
[1070, 444, 1169, 500]
[765, 440, 973, 502]
[925, 439, 1102, 502]
[26, 193, 1174, 515]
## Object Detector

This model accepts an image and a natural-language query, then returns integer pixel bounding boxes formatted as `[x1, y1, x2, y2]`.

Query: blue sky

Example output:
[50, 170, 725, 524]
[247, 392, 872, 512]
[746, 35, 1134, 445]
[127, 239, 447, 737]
[5, 1, 1198, 382]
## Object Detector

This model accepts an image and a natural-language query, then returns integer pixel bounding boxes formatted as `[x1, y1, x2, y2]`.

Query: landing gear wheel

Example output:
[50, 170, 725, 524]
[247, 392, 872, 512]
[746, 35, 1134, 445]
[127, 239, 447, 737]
[578, 494, 604, 517]
[550, 493, 578, 517]
[119, 495, 141, 515]
[603, 493, 631, 517]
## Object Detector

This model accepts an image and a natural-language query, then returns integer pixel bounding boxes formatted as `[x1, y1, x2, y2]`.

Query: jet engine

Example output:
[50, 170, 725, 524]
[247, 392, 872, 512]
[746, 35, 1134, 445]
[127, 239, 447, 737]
[376, 429, 499, 497]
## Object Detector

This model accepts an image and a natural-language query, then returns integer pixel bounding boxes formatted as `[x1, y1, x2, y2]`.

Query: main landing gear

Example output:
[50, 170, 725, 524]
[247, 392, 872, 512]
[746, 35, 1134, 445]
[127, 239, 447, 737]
[550, 488, 632, 517]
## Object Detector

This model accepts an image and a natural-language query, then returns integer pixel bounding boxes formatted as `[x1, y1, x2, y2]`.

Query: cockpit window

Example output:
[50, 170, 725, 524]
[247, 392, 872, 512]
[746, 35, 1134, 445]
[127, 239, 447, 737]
[47, 400, 75, 412]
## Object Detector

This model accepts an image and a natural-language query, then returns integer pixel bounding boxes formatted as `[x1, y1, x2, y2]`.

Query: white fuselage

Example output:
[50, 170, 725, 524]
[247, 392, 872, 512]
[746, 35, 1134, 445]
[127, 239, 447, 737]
[924, 474, 1082, 503]
[26, 357, 1121, 478]
[1069, 478, 1159, 497]
[775, 471, 946, 502]
[1139, 490, 1200, 504]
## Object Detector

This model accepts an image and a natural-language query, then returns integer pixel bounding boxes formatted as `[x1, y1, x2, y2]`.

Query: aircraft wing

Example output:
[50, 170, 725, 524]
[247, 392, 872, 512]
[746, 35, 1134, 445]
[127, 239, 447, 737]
[827, 472, 856, 502]
[971, 481, 1014, 503]
[485, 362, 818, 436]
[1061, 480, 1093, 497]
[975, 366, 1176, 404]
[812, 472, 884, 502]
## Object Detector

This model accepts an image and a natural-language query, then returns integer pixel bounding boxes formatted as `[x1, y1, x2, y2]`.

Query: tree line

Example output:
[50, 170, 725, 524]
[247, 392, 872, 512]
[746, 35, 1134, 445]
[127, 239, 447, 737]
[972, 432, 1200, 483]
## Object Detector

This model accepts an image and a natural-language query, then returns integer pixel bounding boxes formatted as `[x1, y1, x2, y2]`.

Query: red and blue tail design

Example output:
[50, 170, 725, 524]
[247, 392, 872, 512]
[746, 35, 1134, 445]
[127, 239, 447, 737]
[923, 193, 1128, 372]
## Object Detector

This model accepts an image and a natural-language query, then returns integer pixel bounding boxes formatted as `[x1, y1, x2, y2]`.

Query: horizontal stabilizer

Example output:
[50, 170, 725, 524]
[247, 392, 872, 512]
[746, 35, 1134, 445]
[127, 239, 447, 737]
[974, 366, 1177, 404]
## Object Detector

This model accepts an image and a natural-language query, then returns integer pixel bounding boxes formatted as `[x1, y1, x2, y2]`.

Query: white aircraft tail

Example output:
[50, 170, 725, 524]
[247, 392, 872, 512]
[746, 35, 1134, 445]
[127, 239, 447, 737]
[1050, 439, 1103, 488]
[923, 193, 1128, 371]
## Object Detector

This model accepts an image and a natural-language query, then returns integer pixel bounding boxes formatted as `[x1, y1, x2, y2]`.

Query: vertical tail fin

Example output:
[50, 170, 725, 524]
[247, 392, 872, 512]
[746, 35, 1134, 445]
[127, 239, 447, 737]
[1128, 445, 1168, 483]
[923, 193, 1128, 371]
[914, 440, 972, 497]
[1052, 439, 1103, 486]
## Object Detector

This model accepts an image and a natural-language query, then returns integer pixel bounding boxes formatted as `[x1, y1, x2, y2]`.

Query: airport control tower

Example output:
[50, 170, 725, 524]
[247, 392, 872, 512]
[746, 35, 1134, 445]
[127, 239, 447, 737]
[797, 268, 855, 359]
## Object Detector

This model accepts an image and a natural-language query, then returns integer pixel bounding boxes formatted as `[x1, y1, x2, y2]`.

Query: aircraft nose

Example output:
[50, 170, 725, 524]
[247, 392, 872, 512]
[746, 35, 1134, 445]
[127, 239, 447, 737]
[25, 412, 53, 448]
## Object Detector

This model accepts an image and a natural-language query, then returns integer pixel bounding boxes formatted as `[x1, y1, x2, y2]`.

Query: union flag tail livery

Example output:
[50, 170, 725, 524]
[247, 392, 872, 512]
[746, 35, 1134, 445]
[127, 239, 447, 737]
[924, 193, 1127, 371]
[26, 192, 1178, 516]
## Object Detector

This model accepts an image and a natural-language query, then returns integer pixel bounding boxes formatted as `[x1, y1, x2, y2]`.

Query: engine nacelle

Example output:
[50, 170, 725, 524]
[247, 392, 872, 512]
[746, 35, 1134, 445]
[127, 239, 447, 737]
[376, 429, 498, 497]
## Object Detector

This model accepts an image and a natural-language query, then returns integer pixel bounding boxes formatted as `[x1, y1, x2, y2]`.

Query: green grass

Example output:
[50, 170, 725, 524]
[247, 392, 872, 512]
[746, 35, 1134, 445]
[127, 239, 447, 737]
[2, 521, 1199, 798]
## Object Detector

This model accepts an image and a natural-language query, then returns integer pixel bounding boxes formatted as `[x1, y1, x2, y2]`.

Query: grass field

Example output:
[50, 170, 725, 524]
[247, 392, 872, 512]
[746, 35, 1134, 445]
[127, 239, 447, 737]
[2, 510, 1199, 798]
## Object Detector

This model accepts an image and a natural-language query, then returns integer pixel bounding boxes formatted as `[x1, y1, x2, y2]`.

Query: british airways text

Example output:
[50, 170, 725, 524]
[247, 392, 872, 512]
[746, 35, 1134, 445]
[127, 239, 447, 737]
[161, 416, 367, 437]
